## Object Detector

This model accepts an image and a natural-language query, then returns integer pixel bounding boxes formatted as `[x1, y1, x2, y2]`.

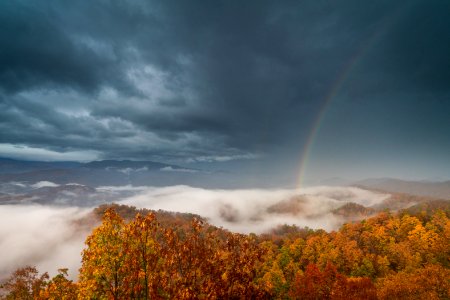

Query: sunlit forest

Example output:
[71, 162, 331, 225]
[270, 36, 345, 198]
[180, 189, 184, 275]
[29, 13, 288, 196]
[1, 203, 449, 299]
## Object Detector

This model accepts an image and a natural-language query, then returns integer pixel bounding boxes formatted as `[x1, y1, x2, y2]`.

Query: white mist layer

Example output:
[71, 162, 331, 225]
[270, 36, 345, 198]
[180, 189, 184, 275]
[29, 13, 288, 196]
[0, 205, 90, 280]
[31, 181, 60, 189]
[120, 185, 389, 234]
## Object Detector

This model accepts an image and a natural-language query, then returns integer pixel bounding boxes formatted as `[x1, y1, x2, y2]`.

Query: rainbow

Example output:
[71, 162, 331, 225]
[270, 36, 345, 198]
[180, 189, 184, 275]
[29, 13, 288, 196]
[296, 26, 389, 188]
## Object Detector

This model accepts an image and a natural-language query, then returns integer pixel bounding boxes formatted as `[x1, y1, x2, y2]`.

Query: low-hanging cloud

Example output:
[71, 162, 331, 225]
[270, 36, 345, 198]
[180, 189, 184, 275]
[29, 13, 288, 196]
[31, 181, 60, 189]
[0, 205, 91, 280]
[120, 185, 389, 233]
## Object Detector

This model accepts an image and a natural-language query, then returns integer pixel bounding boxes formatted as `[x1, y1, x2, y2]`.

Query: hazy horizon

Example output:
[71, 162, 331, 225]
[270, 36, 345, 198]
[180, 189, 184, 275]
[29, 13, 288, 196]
[0, 155, 449, 186]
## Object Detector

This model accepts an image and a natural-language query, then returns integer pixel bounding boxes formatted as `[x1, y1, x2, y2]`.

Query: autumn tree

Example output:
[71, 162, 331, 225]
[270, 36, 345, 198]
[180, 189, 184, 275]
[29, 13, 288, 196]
[377, 264, 450, 299]
[122, 213, 162, 299]
[0, 266, 48, 300]
[157, 218, 216, 298]
[288, 263, 376, 300]
[213, 232, 267, 299]
[332, 276, 377, 300]
[289, 263, 341, 299]
[78, 208, 128, 299]
[38, 268, 77, 300]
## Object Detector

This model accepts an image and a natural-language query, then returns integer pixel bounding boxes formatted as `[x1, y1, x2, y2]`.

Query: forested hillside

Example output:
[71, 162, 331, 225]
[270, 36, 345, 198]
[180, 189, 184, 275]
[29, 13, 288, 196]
[1, 204, 449, 299]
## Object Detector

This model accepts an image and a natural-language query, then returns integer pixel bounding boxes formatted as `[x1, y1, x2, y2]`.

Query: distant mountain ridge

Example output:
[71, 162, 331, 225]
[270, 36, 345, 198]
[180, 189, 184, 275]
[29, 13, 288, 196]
[84, 160, 169, 170]
[0, 157, 177, 173]
[2, 157, 450, 194]
[0, 157, 82, 174]
[354, 177, 450, 199]
[0, 157, 207, 187]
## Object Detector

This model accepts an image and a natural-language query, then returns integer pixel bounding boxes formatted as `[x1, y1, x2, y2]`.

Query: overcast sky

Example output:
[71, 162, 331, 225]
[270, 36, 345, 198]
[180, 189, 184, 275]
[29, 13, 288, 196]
[0, 0, 449, 183]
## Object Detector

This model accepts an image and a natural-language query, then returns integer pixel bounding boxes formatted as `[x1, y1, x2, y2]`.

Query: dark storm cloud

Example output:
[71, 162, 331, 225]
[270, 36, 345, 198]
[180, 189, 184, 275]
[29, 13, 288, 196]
[0, 0, 449, 168]
[341, 0, 450, 99]
[0, 1, 136, 95]
[379, 1, 450, 92]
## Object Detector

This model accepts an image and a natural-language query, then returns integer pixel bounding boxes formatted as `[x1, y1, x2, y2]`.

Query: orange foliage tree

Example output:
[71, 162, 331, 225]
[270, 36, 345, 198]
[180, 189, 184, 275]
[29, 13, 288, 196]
[289, 262, 377, 300]
[77, 208, 268, 299]
[376, 264, 450, 299]
[38, 268, 78, 300]
[0, 266, 48, 300]
[78, 208, 128, 299]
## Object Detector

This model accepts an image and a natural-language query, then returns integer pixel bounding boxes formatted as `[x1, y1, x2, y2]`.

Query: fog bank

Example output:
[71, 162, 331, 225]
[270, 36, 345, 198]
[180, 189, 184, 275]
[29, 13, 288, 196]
[120, 185, 389, 233]
[0, 205, 90, 280]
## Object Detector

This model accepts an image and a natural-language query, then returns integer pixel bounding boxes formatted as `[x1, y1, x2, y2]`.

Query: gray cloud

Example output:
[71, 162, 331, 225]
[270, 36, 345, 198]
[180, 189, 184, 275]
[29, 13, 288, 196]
[0, 2, 131, 95]
[0, 0, 449, 180]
